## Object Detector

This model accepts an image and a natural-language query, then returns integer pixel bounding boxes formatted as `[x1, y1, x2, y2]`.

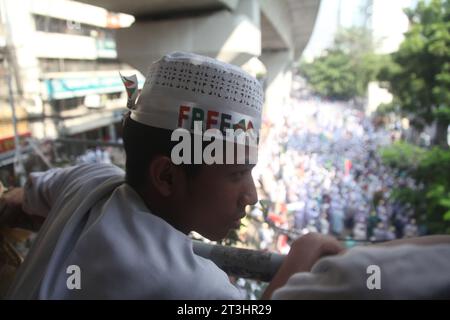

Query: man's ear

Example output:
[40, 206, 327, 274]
[148, 156, 176, 197]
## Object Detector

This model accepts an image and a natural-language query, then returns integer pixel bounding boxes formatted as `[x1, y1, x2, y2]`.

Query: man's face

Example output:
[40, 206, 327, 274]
[180, 164, 258, 241]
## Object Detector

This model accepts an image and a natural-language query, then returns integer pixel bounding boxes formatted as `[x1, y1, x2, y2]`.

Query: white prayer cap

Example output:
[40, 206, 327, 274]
[128, 52, 264, 135]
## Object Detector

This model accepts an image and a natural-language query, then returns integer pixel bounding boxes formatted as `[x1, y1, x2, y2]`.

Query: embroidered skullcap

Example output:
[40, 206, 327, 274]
[122, 52, 264, 135]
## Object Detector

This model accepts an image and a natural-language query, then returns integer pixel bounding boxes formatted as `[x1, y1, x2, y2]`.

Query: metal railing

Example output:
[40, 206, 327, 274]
[193, 241, 285, 282]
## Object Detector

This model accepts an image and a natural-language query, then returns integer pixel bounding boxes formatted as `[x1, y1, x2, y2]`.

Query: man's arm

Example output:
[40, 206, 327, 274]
[270, 236, 450, 300]
[1, 164, 124, 230]
[0, 166, 83, 229]
[261, 233, 450, 299]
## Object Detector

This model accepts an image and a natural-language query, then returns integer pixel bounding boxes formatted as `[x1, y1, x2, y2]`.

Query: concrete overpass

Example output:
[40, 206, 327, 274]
[77, 0, 321, 123]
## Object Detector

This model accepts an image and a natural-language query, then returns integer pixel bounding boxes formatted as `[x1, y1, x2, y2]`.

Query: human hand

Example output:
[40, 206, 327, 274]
[262, 233, 344, 299]
[0, 188, 25, 225]
[286, 233, 345, 273]
[0, 188, 43, 230]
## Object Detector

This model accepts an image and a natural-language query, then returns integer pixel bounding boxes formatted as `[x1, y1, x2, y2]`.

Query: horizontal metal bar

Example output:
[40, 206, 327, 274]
[193, 241, 285, 282]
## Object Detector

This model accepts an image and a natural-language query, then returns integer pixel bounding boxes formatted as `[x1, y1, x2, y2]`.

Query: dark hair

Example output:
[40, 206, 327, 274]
[122, 114, 202, 190]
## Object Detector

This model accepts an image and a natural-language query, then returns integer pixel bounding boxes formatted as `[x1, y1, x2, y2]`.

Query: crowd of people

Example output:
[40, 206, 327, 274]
[251, 93, 422, 254]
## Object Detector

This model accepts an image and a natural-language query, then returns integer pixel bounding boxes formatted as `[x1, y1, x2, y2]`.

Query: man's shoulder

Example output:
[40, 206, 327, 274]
[58, 163, 124, 189]
[69, 163, 124, 177]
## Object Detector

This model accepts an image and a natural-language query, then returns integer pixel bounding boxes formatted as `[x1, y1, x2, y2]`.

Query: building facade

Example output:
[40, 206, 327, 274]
[0, 0, 140, 185]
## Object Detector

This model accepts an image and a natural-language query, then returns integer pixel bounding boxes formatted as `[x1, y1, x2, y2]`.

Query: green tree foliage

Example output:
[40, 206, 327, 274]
[299, 27, 383, 100]
[380, 141, 425, 171]
[379, 0, 450, 234]
[378, 0, 450, 147]
[381, 143, 450, 234]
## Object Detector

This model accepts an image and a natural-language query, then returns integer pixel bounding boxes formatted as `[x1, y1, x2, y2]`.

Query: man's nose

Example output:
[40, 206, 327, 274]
[239, 178, 258, 207]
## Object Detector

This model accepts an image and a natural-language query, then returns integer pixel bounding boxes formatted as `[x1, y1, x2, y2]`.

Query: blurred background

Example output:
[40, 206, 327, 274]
[0, 0, 449, 299]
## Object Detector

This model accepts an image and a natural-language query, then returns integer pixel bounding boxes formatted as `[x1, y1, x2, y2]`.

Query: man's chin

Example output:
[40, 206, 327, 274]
[199, 229, 231, 242]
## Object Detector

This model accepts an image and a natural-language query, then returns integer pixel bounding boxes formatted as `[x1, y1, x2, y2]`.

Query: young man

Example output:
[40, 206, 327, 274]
[2, 52, 344, 299]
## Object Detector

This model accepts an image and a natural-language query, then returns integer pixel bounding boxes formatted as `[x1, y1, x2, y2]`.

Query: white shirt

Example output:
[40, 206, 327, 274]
[272, 244, 450, 299]
[8, 164, 241, 299]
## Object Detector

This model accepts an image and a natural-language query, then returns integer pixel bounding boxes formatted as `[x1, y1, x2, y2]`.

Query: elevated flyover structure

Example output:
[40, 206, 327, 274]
[77, 0, 321, 124]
